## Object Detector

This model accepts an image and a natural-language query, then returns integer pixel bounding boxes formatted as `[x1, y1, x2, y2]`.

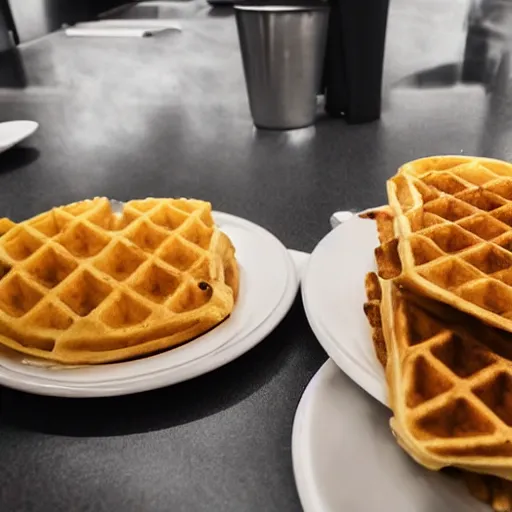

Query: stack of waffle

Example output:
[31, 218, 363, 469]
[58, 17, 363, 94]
[363, 156, 512, 511]
[0, 197, 238, 365]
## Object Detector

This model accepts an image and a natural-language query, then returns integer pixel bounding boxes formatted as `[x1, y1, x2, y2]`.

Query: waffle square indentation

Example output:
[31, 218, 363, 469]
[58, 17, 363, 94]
[94, 242, 146, 281]
[57, 223, 110, 258]
[59, 271, 112, 317]
[0, 274, 43, 317]
[101, 292, 151, 328]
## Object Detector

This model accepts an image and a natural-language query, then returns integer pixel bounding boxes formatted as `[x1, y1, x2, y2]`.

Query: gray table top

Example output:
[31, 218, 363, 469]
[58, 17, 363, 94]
[0, 0, 510, 511]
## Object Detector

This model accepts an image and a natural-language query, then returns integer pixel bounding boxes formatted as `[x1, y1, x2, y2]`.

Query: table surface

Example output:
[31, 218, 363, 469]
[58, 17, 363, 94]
[0, 0, 511, 511]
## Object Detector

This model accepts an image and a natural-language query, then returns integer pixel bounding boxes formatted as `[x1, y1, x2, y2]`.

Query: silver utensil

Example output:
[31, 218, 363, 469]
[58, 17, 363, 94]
[330, 211, 356, 229]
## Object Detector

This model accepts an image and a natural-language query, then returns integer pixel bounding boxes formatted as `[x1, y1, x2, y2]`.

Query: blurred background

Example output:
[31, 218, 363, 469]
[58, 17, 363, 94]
[1, 1, 126, 44]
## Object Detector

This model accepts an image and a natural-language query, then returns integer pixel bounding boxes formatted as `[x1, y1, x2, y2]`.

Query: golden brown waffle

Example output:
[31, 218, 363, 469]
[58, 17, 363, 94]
[387, 155, 512, 332]
[363, 272, 386, 368]
[381, 277, 512, 480]
[363, 269, 512, 511]
[0, 197, 239, 364]
[363, 210, 512, 509]
[0, 218, 15, 237]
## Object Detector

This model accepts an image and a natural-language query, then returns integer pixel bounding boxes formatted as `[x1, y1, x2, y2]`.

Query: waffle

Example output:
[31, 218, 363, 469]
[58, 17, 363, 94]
[363, 210, 512, 510]
[0, 218, 15, 236]
[0, 197, 239, 364]
[364, 270, 512, 511]
[387, 155, 512, 332]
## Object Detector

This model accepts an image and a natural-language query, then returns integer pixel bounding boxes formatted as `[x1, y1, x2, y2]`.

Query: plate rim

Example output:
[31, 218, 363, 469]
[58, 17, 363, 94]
[291, 359, 487, 512]
[301, 212, 388, 405]
[0, 120, 39, 153]
[292, 359, 336, 512]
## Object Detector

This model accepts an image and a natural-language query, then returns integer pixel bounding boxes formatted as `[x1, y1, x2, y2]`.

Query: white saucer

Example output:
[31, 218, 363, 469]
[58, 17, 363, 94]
[292, 359, 487, 512]
[0, 212, 300, 397]
[302, 212, 387, 404]
[0, 121, 39, 153]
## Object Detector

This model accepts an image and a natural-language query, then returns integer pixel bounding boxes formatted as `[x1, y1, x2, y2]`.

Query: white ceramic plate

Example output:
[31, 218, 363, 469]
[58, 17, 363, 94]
[0, 121, 39, 153]
[302, 213, 387, 404]
[0, 212, 299, 397]
[292, 359, 487, 512]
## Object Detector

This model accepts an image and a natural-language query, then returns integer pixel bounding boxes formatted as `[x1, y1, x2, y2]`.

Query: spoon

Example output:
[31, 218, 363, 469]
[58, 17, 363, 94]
[0, 121, 39, 154]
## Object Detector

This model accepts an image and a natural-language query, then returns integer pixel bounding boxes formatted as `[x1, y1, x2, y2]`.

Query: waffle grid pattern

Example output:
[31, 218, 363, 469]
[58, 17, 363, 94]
[396, 298, 512, 458]
[369, 202, 512, 464]
[388, 157, 512, 330]
[0, 197, 237, 363]
[363, 266, 512, 511]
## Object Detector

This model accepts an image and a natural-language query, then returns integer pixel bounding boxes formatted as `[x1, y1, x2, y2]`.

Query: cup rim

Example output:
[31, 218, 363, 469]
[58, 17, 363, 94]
[234, 3, 329, 12]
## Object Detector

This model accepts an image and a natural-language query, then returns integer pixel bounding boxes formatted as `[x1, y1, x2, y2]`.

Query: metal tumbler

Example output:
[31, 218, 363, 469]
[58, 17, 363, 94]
[235, 3, 329, 130]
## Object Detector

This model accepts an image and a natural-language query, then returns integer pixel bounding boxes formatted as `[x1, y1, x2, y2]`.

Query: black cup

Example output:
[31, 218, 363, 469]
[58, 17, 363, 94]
[321, 0, 390, 124]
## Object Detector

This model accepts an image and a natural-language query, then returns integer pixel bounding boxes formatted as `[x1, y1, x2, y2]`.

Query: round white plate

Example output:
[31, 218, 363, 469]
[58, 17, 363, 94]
[302, 213, 387, 404]
[0, 212, 298, 397]
[0, 121, 39, 153]
[292, 359, 488, 512]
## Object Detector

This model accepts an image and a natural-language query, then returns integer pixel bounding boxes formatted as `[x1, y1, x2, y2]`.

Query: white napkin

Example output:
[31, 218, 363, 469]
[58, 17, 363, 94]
[65, 21, 181, 38]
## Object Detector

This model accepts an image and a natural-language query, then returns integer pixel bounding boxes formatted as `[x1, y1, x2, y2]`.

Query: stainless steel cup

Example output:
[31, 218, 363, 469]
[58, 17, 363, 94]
[235, 3, 329, 130]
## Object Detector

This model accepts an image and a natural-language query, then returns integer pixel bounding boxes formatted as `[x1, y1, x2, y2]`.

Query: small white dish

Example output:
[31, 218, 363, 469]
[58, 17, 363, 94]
[0, 212, 299, 397]
[292, 359, 487, 512]
[302, 211, 387, 404]
[0, 121, 39, 154]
